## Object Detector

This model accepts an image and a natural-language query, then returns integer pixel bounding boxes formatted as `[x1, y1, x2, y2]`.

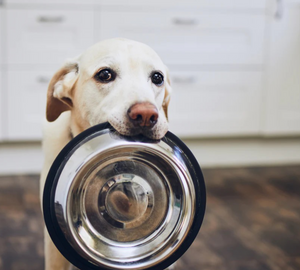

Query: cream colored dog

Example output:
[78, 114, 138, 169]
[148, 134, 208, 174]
[40, 38, 172, 270]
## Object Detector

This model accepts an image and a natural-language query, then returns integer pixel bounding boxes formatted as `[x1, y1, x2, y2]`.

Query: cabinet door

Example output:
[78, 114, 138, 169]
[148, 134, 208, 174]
[0, 71, 3, 141]
[0, 8, 3, 140]
[6, 9, 94, 65]
[97, 10, 266, 66]
[6, 69, 54, 140]
[264, 1, 300, 135]
[168, 71, 263, 137]
[0, 7, 2, 65]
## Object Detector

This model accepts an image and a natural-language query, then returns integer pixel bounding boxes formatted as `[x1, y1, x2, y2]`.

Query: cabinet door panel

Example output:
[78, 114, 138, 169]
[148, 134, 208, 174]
[97, 10, 265, 66]
[0, 71, 3, 141]
[0, 8, 2, 66]
[6, 69, 54, 140]
[264, 3, 300, 135]
[6, 9, 94, 65]
[0, 8, 3, 140]
[168, 71, 263, 137]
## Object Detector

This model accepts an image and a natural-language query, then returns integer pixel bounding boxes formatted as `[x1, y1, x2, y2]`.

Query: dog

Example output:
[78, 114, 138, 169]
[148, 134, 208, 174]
[40, 38, 172, 270]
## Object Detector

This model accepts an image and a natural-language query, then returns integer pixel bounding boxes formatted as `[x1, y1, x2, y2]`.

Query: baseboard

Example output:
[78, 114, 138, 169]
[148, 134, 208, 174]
[0, 142, 43, 175]
[1, 137, 300, 175]
[183, 137, 300, 168]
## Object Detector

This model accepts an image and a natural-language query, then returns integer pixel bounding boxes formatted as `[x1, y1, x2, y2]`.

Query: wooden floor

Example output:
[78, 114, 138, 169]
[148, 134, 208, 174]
[1, 165, 300, 270]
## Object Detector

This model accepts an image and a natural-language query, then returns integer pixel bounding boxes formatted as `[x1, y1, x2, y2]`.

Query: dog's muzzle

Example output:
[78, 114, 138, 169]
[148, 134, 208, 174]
[43, 122, 206, 270]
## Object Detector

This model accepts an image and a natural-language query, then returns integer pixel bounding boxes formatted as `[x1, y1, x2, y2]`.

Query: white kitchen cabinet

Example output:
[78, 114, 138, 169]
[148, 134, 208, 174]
[0, 6, 3, 140]
[263, 1, 300, 135]
[6, 69, 54, 140]
[97, 10, 266, 66]
[6, 9, 94, 65]
[1, 0, 299, 141]
[4, 6, 95, 141]
[168, 71, 263, 137]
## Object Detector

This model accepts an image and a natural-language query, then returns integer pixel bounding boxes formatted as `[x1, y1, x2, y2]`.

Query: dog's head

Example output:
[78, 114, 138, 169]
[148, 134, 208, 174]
[46, 38, 171, 140]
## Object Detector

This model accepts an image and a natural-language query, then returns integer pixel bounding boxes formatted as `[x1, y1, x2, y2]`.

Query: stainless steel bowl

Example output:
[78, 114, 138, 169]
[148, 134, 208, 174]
[43, 122, 206, 270]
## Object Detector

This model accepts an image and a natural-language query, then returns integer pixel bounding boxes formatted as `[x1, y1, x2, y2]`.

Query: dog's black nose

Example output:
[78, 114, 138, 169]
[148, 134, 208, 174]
[128, 102, 158, 128]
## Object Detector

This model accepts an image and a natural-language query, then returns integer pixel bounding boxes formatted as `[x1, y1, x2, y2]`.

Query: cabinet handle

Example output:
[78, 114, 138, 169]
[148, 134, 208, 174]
[172, 76, 196, 84]
[172, 18, 197, 26]
[37, 16, 64, 23]
[275, 0, 284, 19]
[37, 76, 50, 84]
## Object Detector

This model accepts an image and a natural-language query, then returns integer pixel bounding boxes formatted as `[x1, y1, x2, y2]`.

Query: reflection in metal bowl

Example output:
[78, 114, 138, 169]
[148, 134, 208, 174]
[43, 122, 206, 270]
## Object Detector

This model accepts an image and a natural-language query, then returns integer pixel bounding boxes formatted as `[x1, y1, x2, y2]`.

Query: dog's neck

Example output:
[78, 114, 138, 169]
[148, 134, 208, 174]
[69, 127, 75, 140]
[68, 111, 91, 140]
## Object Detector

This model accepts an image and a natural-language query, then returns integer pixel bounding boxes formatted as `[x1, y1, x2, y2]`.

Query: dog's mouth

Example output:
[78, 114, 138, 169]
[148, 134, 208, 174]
[112, 125, 159, 140]
[108, 117, 168, 140]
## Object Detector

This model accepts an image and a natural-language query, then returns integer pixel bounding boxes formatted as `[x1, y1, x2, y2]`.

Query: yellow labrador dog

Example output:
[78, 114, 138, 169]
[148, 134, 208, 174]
[40, 38, 172, 270]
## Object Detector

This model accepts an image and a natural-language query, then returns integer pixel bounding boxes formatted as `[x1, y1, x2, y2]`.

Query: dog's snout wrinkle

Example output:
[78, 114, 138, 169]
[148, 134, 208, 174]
[128, 102, 158, 128]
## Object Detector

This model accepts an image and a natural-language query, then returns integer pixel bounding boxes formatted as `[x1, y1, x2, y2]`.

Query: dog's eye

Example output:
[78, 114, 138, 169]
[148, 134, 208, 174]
[95, 69, 116, 83]
[151, 72, 164, 86]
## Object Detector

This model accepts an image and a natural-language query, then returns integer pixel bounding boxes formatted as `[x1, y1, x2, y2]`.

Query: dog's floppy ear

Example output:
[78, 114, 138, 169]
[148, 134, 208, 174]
[162, 67, 172, 120]
[46, 58, 80, 122]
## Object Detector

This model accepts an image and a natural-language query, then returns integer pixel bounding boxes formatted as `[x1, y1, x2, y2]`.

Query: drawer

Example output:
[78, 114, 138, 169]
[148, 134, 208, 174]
[6, 0, 94, 4]
[167, 71, 263, 137]
[6, 69, 55, 140]
[5, 69, 263, 140]
[97, 10, 266, 66]
[97, 0, 267, 9]
[6, 9, 94, 65]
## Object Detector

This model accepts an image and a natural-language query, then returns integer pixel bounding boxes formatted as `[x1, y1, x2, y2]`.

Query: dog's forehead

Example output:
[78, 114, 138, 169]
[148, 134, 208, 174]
[79, 39, 165, 76]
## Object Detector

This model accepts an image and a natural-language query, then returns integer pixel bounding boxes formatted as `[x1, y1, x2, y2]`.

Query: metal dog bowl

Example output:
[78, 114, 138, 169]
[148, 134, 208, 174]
[43, 122, 206, 270]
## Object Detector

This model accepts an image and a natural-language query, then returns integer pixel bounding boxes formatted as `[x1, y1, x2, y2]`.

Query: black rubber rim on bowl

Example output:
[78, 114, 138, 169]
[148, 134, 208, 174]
[43, 122, 206, 270]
